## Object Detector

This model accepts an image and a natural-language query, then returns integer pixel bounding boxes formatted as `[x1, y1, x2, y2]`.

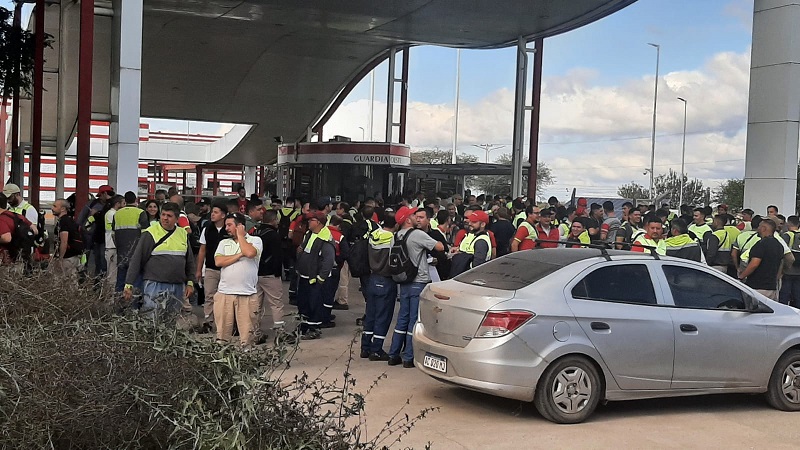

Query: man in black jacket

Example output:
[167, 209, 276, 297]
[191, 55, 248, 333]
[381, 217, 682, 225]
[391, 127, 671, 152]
[251, 209, 284, 343]
[294, 211, 335, 340]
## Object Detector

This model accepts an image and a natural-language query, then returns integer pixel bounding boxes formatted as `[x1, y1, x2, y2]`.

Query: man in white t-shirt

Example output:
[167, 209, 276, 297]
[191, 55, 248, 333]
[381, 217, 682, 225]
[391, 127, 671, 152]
[104, 195, 124, 285]
[214, 212, 263, 347]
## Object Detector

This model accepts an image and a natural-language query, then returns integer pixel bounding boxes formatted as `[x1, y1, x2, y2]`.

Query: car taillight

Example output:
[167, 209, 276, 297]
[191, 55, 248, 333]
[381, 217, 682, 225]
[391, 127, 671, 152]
[475, 311, 535, 338]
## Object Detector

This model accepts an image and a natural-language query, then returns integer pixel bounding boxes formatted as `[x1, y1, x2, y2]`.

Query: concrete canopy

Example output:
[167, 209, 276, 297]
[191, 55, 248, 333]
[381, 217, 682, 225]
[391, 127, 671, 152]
[48, 0, 636, 166]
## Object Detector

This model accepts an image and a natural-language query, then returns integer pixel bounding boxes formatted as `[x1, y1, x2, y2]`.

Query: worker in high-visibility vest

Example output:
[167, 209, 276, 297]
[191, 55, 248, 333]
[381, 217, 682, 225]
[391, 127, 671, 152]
[706, 215, 736, 273]
[511, 205, 540, 252]
[449, 210, 492, 278]
[632, 216, 667, 256]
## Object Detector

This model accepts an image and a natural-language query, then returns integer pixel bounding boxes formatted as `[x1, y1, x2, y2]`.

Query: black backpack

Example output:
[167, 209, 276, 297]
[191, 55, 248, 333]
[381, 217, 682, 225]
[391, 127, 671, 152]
[277, 209, 294, 240]
[348, 220, 378, 278]
[389, 229, 419, 284]
[2, 211, 35, 262]
[20, 204, 46, 247]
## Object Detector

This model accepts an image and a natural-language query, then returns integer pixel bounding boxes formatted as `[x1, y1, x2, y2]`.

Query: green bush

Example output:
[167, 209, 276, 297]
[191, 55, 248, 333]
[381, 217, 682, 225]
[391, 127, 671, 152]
[0, 269, 435, 449]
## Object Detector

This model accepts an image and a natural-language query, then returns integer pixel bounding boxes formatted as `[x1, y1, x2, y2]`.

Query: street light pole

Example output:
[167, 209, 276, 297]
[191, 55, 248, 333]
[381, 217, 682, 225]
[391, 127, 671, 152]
[452, 49, 461, 164]
[472, 143, 506, 163]
[648, 43, 660, 203]
[678, 97, 687, 208]
[358, 126, 365, 140]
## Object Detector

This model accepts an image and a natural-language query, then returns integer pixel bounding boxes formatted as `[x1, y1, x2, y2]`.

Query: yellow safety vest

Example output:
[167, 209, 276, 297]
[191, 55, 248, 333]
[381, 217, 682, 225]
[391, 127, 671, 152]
[113, 206, 145, 231]
[688, 223, 712, 240]
[711, 229, 734, 251]
[145, 223, 190, 257]
[459, 232, 492, 256]
[735, 231, 760, 262]
[518, 221, 538, 243]
[633, 235, 667, 255]
[304, 226, 333, 253]
[369, 227, 393, 249]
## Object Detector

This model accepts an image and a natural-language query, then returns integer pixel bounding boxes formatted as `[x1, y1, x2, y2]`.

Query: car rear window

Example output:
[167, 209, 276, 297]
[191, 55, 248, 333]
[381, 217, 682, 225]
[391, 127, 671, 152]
[454, 257, 564, 290]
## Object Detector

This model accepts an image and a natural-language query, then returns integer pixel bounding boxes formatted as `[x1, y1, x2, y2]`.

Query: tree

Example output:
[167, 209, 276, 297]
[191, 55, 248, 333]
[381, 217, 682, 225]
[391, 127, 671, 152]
[0, 5, 40, 98]
[653, 169, 706, 206]
[713, 179, 744, 211]
[410, 148, 477, 165]
[617, 182, 649, 200]
[470, 153, 554, 199]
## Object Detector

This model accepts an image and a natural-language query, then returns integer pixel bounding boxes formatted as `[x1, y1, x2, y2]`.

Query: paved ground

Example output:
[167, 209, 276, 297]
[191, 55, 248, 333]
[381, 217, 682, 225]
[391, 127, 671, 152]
[268, 280, 800, 449]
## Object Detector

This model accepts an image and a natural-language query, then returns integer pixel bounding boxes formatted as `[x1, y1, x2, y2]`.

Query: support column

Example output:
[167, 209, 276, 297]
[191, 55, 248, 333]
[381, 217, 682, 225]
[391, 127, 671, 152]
[75, 0, 94, 215]
[527, 38, 543, 200]
[243, 165, 257, 197]
[30, 0, 45, 209]
[510, 37, 528, 198]
[399, 47, 410, 144]
[108, 0, 143, 195]
[9, 2, 22, 188]
[195, 166, 203, 197]
[385, 47, 397, 143]
[744, 0, 800, 215]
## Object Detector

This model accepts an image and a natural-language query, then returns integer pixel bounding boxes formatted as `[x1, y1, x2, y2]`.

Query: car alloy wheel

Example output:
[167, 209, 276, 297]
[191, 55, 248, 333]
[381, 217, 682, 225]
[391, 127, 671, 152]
[551, 366, 593, 414]
[535, 355, 603, 424]
[781, 362, 800, 404]
[766, 350, 800, 411]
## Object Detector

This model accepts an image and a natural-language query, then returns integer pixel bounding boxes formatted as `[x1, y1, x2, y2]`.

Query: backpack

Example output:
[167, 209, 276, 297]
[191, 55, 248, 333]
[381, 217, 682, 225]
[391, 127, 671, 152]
[2, 211, 35, 263]
[389, 229, 419, 284]
[20, 204, 46, 247]
[348, 220, 378, 278]
[277, 209, 294, 240]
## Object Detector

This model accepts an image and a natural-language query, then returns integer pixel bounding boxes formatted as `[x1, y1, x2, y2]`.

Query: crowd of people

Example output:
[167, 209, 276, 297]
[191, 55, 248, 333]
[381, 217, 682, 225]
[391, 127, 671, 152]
[2, 183, 799, 357]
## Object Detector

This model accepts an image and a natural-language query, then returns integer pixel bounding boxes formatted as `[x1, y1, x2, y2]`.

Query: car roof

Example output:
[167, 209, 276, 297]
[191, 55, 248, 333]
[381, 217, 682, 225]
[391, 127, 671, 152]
[502, 248, 657, 267]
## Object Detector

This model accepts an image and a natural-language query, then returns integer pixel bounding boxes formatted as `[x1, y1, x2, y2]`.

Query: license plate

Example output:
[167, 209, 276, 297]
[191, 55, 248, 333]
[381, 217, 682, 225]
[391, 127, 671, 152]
[423, 353, 447, 373]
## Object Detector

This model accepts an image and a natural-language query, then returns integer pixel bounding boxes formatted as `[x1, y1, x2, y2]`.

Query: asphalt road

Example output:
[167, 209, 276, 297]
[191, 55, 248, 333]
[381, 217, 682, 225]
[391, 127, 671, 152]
[271, 279, 800, 449]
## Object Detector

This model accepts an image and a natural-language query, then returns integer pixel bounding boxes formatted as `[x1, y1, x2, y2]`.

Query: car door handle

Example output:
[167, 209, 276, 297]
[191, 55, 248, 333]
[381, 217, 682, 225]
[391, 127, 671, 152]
[680, 324, 698, 332]
[590, 322, 610, 331]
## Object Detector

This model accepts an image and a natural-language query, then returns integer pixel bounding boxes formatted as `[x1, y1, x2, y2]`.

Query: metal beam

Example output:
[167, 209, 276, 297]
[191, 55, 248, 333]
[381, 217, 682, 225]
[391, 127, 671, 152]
[31, 0, 45, 209]
[385, 47, 397, 143]
[76, 0, 94, 215]
[399, 47, 410, 144]
[510, 37, 527, 198]
[527, 38, 543, 200]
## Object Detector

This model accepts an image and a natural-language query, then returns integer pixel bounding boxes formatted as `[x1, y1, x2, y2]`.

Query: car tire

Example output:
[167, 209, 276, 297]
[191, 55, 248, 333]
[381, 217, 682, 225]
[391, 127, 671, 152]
[766, 349, 800, 411]
[534, 355, 602, 424]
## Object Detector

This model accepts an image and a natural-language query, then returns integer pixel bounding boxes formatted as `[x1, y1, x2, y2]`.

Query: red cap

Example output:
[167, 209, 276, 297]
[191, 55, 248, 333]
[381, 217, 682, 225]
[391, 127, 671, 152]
[395, 206, 419, 224]
[577, 197, 587, 207]
[468, 210, 489, 224]
[97, 185, 114, 195]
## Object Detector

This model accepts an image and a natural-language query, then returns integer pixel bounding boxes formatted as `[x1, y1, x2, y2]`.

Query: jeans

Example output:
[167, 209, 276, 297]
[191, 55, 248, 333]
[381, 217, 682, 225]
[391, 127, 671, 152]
[780, 274, 800, 307]
[388, 282, 426, 362]
[321, 266, 341, 323]
[296, 277, 324, 333]
[141, 280, 185, 321]
[92, 241, 106, 277]
[361, 274, 397, 355]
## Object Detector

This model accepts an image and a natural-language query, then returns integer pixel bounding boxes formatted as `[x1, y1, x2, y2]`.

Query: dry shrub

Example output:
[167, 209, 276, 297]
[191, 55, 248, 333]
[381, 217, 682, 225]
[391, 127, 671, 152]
[0, 268, 435, 449]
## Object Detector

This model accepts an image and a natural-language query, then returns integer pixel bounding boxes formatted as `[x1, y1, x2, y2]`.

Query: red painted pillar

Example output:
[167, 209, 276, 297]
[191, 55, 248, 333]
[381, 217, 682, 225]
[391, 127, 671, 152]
[527, 38, 543, 200]
[75, 0, 94, 216]
[9, 2, 22, 187]
[30, 0, 45, 209]
[212, 171, 218, 196]
[399, 47, 410, 144]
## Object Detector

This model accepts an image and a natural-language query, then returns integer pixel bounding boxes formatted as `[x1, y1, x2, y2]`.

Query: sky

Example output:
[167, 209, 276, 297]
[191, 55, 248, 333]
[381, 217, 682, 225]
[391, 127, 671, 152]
[325, 0, 756, 201]
[3, 0, 757, 201]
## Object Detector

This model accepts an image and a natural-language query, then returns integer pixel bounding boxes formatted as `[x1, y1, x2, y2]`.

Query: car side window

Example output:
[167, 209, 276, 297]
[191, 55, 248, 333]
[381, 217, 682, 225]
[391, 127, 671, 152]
[571, 264, 657, 305]
[662, 265, 746, 310]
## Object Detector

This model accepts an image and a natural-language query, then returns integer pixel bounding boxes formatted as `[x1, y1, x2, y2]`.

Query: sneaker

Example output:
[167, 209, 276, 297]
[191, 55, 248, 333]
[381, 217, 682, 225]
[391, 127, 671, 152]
[332, 303, 349, 310]
[369, 352, 390, 362]
[387, 356, 402, 366]
[301, 329, 321, 340]
[360, 350, 370, 359]
[402, 360, 415, 369]
[320, 321, 336, 329]
[329, 314, 336, 321]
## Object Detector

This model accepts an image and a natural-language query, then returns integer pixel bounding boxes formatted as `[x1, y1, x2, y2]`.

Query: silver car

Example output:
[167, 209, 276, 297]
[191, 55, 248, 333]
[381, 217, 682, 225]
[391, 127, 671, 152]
[413, 248, 800, 423]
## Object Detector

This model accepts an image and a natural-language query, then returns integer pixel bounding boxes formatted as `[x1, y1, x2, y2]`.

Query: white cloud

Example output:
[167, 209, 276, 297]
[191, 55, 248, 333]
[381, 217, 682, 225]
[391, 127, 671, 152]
[325, 47, 752, 201]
